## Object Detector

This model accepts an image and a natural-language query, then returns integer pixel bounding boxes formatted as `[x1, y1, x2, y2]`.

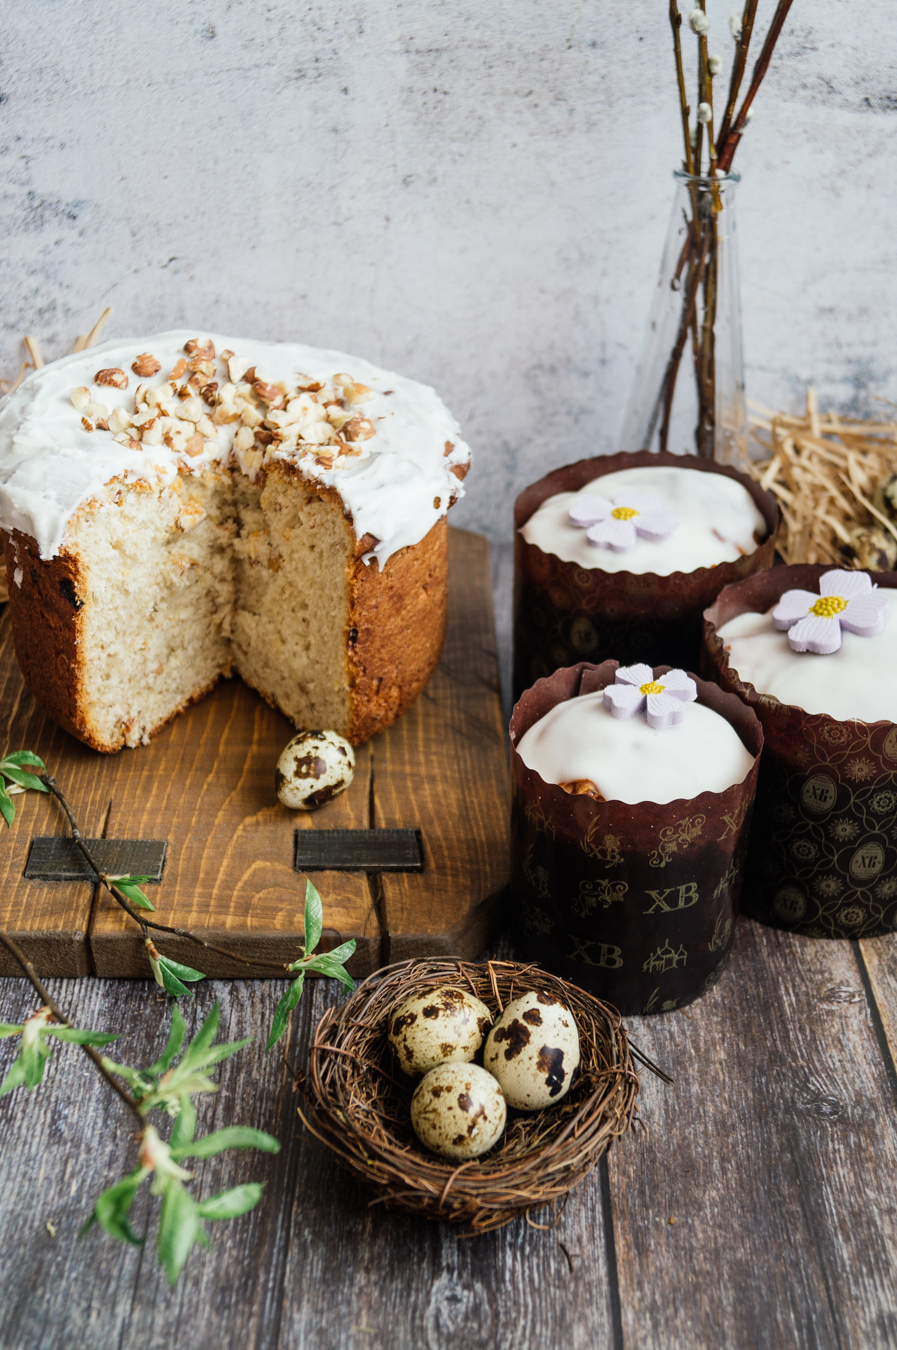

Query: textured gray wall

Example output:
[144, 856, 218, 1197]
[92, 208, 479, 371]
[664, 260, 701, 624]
[1, 0, 895, 545]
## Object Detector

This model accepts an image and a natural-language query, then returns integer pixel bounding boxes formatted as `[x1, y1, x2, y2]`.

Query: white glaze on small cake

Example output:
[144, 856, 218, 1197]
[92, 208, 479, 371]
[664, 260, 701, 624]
[717, 605, 897, 722]
[515, 690, 754, 804]
[521, 465, 765, 575]
[0, 331, 471, 565]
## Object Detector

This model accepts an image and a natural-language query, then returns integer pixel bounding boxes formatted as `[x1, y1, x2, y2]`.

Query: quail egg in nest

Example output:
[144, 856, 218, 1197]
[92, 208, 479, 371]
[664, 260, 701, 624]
[483, 990, 580, 1111]
[411, 1062, 507, 1160]
[388, 985, 493, 1077]
[275, 730, 355, 810]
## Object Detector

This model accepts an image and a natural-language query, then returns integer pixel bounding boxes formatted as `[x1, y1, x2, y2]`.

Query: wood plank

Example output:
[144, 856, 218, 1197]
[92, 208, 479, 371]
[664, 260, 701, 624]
[855, 932, 897, 1087]
[0, 969, 617, 1349]
[0, 614, 117, 976]
[375, 529, 510, 963]
[0, 975, 304, 1349]
[608, 915, 897, 1350]
[88, 693, 377, 978]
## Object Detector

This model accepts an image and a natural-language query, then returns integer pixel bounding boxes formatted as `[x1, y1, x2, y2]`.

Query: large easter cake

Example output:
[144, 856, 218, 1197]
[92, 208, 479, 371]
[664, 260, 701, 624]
[0, 332, 470, 752]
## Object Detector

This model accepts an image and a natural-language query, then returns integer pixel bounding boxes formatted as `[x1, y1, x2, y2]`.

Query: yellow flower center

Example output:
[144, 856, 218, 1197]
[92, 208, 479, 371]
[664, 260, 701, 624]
[612, 506, 639, 521]
[809, 594, 847, 619]
[639, 680, 665, 696]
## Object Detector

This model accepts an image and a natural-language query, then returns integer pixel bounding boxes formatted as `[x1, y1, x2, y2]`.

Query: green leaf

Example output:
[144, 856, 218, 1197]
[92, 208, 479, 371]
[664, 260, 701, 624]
[20, 1034, 52, 1088]
[266, 973, 304, 1051]
[0, 1056, 28, 1097]
[101, 1059, 154, 1100]
[171, 1127, 281, 1161]
[90, 1168, 148, 1246]
[0, 1023, 23, 1038]
[196, 1183, 264, 1222]
[161, 957, 206, 984]
[0, 765, 48, 793]
[145, 1005, 187, 1077]
[157, 1178, 200, 1285]
[304, 954, 355, 992]
[0, 784, 15, 829]
[168, 1096, 197, 1153]
[46, 1027, 119, 1047]
[2, 751, 47, 769]
[321, 938, 356, 966]
[181, 1002, 220, 1064]
[112, 880, 155, 912]
[157, 962, 192, 998]
[185, 1038, 253, 1072]
[303, 878, 323, 955]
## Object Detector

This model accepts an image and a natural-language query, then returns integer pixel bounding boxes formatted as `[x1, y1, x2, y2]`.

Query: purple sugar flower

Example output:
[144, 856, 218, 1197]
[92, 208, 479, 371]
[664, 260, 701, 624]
[603, 664, 698, 730]
[568, 491, 679, 553]
[772, 570, 889, 655]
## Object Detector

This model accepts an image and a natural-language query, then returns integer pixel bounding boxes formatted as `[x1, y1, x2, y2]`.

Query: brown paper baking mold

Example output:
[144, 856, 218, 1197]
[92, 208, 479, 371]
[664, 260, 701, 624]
[513, 451, 780, 699]
[509, 659, 763, 1015]
[704, 565, 897, 938]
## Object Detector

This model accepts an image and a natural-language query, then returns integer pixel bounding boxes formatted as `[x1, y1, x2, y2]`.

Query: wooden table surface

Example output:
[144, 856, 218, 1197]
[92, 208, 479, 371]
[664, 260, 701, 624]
[3, 542, 897, 1349]
[3, 919, 897, 1349]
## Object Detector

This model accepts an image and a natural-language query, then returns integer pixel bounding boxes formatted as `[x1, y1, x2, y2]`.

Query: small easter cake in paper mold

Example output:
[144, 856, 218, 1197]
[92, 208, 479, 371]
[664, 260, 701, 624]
[703, 564, 897, 938]
[513, 450, 779, 699]
[509, 659, 763, 1015]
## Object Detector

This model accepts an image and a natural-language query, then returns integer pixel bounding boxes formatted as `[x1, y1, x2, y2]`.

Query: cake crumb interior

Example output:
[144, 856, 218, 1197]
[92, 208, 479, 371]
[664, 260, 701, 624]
[66, 467, 352, 750]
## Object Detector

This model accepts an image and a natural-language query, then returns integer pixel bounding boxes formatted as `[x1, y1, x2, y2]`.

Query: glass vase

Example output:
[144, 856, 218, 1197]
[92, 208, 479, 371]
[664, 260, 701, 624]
[620, 171, 746, 467]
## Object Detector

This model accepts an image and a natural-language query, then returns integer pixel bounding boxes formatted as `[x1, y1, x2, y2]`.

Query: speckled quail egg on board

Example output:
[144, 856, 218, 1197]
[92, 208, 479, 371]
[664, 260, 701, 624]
[483, 990, 580, 1111]
[411, 1062, 507, 1160]
[388, 986, 493, 1077]
[275, 730, 355, 810]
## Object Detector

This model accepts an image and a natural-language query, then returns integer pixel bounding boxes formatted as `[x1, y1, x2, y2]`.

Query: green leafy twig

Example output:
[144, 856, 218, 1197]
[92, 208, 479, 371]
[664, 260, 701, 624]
[0, 750, 48, 827]
[266, 880, 356, 1049]
[0, 755, 357, 1285]
[0, 939, 280, 1285]
[82, 1002, 279, 1283]
[36, 769, 329, 986]
[0, 928, 143, 1120]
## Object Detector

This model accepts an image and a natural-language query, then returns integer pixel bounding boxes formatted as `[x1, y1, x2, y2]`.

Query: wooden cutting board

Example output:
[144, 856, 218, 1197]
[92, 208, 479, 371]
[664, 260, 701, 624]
[0, 528, 509, 979]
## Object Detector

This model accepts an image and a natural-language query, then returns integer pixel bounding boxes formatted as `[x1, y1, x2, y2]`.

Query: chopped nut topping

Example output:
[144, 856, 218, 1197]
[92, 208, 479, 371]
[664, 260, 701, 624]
[341, 416, 376, 442]
[81, 416, 94, 433]
[200, 381, 218, 404]
[169, 357, 187, 381]
[444, 441, 454, 456]
[70, 386, 91, 410]
[184, 339, 215, 361]
[95, 368, 129, 390]
[132, 353, 161, 377]
[184, 432, 204, 457]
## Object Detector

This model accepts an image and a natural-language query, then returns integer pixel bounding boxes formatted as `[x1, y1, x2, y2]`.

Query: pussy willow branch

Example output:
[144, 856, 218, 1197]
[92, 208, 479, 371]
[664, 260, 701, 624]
[716, 0, 759, 151]
[668, 0, 695, 174]
[40, 774, 293, 975]
[657, 229, 712, 453]
[717, 0, 795, 173]
[0, 927, 144, 1124]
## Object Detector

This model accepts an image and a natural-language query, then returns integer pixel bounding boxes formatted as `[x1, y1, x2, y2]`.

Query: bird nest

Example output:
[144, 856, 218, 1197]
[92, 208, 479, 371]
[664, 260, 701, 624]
[297, 958, 655, 1232]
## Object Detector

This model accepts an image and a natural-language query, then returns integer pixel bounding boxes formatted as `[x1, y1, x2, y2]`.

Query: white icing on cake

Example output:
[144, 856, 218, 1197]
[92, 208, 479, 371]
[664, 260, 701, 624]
[0, 331, 471, 566]
[717, 605, 897, 722]
[521, 465, 765, 575]
[515, 690, 755, 804]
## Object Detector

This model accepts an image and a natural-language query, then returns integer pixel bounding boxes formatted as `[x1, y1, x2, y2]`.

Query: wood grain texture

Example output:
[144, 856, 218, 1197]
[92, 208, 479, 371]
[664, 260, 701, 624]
[0, 527, 507, 978]
[609, 916, 897, 1350]
[375, 529, 510, 963]
[0, 614, 117, 976]
[0, 969, 617, 1350]
[3, 919, 897, 1347]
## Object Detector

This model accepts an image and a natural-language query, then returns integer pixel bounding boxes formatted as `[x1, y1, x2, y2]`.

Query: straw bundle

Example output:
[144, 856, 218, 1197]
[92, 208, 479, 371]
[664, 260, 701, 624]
[746, 390, 897, 569]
